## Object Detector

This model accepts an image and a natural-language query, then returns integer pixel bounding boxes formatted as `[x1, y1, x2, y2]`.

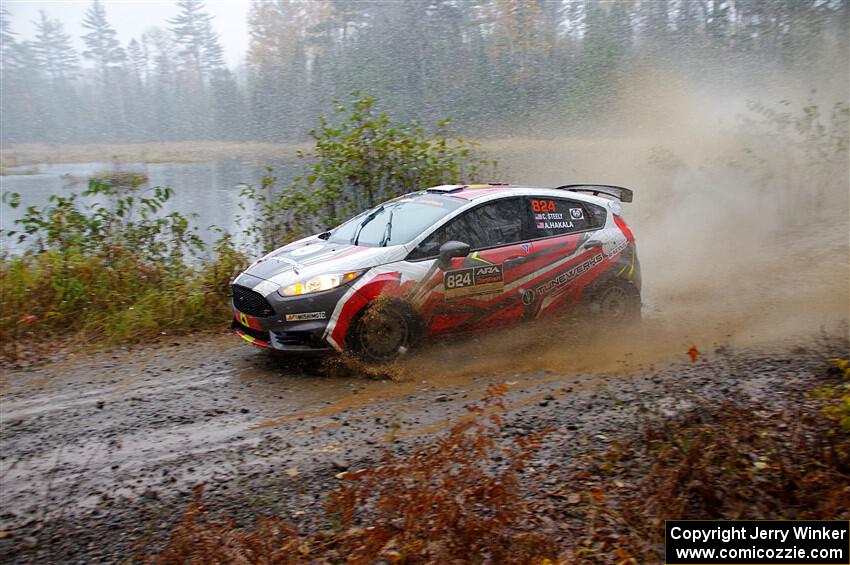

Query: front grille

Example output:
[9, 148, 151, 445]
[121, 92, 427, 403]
[231, 284, 274, 317]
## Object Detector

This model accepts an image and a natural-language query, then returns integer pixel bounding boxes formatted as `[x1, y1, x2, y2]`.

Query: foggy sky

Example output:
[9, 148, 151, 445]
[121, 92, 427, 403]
[2, 0, 250, 67]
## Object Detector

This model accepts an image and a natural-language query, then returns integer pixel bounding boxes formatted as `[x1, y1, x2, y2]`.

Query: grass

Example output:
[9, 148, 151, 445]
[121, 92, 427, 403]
[0, 247, 245, 366]
[0, 141, 312, 168]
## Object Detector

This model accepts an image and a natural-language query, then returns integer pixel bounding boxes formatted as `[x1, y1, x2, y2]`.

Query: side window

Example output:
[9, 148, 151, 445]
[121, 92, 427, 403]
[585, 202, 608, 228]
[524, 197, 601, 239]
[408, 198, 524, 260]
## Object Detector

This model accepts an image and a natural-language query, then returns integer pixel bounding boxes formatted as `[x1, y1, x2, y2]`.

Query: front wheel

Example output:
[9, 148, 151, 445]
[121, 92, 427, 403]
[347, 300, 419, 363]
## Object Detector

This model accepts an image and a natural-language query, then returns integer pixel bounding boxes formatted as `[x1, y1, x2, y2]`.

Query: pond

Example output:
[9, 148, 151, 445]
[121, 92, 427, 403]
[0, 159, 300, 254]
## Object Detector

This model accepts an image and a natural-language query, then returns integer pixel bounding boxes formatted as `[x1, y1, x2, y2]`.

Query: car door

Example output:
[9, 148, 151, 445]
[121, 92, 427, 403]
[408, 197, 532, 336]
[517, 195, 610, 318]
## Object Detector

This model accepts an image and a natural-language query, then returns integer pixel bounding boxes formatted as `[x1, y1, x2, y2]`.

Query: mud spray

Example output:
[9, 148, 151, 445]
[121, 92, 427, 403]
[383, 66, 850, 383]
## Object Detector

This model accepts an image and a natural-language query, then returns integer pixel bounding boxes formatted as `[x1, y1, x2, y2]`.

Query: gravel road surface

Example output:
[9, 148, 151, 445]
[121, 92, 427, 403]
[0, 329, 845, 563]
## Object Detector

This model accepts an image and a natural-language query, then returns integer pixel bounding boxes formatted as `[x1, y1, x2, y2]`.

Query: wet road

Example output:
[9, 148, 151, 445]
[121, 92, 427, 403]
[0, 329, 844, 563]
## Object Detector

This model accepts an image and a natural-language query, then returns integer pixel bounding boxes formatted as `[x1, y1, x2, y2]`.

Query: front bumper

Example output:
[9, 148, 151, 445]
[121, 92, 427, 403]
[231, 278, 350, 353]
[231, 319, 331, 352]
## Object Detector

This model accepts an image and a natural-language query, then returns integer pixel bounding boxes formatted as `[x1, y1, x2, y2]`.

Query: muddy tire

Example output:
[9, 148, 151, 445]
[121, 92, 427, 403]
[585, 280, 641, 326]
[347, 300, 420, 363]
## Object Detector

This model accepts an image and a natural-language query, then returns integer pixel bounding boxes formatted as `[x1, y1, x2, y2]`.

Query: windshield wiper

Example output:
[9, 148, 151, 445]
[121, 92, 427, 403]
[379, 206, 395, 247]
[352, 205, 384, 246]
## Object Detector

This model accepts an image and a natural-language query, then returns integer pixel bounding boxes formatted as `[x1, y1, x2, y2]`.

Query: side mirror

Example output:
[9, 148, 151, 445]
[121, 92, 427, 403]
[438, 240, 470, 270]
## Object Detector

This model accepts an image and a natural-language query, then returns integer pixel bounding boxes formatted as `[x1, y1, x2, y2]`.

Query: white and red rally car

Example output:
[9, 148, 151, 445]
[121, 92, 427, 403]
[231, 183, 640, 361]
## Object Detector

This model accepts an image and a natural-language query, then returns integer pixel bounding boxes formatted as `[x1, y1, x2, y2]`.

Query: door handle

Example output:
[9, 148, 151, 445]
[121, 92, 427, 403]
[583, 240, 603, 249]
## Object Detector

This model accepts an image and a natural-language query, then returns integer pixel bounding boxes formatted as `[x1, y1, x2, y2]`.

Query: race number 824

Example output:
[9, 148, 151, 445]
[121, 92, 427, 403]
[445, 270, 473, 289]
[531, 199, 557, 213]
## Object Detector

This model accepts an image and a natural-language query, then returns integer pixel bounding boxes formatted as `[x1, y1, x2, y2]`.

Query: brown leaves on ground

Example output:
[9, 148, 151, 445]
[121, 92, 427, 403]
[147, 384, 557, 564]
[555, 372, 850, 562]
[326, 383, 556, 563]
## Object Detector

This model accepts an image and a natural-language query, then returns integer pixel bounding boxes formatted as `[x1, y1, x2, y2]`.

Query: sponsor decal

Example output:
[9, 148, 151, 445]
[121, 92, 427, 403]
[569, 207, 584, 220]
[285, 311, 327, 322]
[535, 253, 605, 295]
[444, 264, 504, 298]
[521, 243, 530, 253]
[521, 288, 536, 305]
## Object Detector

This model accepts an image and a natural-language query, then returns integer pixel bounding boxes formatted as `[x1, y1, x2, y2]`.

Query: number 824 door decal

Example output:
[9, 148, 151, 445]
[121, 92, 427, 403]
[443, 264, 504, 298]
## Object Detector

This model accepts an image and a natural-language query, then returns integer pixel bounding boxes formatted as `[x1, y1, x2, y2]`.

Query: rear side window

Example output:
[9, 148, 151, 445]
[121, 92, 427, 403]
[524, 197, 604, 238]
[585, 202, 607, 227]
[408, 197, 525, 260]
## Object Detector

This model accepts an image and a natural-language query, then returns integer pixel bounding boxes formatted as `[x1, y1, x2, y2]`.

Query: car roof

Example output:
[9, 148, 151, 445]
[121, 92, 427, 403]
[426, 183, 613, 206]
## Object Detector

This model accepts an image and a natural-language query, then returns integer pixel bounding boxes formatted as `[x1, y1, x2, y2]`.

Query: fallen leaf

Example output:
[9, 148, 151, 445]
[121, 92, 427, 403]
[286, 467, 299, 477]
[687, 345, 700, 363]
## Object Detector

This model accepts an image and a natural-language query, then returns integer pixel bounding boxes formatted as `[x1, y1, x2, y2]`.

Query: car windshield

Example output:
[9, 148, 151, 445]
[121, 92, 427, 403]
[328, 193, 465, 247]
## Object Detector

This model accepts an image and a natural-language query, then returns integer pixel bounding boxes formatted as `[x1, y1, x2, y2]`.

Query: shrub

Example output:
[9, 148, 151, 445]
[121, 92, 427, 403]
[0, 180, 245, 362]
[238, 91, 496, 252]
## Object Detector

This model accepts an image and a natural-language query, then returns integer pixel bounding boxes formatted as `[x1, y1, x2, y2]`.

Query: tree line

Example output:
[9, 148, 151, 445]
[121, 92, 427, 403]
[1, 0, 847, 145]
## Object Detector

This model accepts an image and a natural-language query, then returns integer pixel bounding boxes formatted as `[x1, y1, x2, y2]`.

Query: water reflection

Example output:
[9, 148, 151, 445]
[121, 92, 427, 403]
[0, 159, 298, 253]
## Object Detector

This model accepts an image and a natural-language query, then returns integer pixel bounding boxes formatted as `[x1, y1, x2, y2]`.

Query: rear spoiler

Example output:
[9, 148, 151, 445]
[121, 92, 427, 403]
[554, 184, 633, 203]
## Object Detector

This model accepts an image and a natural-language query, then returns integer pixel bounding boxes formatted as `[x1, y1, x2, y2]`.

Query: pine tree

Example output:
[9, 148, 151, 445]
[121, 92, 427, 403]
[33, 11, 79, 80]
[81, 0, 125, 76]
[0, 6, 16, 68]
[168, 0, 224, 76]
[126, 38, 148, 78]
[200, 18, 225, 73]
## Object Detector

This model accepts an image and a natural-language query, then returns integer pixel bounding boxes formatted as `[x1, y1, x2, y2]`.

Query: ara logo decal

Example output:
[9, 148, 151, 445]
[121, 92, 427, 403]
[570, 207, 584, 220]
[473, 264, 503, 285]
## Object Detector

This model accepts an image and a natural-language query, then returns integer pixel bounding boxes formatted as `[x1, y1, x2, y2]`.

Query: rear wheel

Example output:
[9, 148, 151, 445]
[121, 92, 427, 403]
[586, 280, 641, 325]
[348, 300, 418, 363]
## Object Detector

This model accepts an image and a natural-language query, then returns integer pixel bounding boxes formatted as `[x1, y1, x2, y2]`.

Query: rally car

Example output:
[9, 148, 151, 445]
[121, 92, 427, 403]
[231, 183, 641, 362]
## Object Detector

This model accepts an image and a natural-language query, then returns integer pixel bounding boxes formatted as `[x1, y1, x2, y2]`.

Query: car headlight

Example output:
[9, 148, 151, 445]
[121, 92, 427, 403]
[278, 270, 364, 297]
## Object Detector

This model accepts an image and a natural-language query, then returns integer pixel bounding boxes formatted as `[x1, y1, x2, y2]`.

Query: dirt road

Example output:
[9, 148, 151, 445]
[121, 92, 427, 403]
[0, 328, 845, 563]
